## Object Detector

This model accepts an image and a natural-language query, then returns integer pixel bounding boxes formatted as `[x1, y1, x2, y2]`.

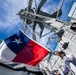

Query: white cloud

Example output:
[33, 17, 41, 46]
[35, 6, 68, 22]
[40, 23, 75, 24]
[0, 0, 28, 27]
[0, 0, 41, 29]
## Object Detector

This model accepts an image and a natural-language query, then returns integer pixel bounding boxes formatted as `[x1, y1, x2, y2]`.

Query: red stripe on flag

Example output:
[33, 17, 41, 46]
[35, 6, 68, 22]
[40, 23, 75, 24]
[12, 40, 49, 66]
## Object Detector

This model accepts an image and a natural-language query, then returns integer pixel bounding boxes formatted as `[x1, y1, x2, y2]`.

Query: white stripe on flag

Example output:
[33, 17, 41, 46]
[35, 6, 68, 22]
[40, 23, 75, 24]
[0, 41, 16, 61]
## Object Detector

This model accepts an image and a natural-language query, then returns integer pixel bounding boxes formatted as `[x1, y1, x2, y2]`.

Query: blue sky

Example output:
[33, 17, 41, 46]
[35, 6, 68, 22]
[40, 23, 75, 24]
[0, 0, 76, 50]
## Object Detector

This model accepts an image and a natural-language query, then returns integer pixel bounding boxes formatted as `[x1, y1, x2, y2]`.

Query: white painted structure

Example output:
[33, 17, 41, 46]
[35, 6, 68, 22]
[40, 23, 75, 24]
[68, 2, 76, 19]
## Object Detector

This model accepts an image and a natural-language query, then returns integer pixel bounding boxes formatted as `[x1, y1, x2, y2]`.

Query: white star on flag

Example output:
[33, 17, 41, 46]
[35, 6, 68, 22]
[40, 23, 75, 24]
[13, 39, 22, 44]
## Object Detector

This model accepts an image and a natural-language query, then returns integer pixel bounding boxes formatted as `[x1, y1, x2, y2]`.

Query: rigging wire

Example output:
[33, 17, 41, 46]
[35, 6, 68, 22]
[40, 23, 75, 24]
[51, 55, 75, 75]
[34, 0, 37, 10]
[24, 21, 50, 43]
[56, 0, 65, 19]
[40, 57, 60, 72]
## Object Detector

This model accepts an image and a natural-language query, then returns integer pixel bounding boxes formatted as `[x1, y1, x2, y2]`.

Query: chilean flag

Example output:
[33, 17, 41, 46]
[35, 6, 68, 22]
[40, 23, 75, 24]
[0, 30, 50, 66]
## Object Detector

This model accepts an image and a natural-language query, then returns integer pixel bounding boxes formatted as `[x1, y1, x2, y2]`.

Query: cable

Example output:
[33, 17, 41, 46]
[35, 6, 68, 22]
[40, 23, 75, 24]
[24, 23, 38, 38]
[34, 0, 37, 10]
[56, 0, 65, 19]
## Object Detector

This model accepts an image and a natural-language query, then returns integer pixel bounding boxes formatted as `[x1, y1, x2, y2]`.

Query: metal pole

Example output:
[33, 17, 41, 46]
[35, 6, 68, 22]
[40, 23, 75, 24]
[51, 57, 60, 70]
